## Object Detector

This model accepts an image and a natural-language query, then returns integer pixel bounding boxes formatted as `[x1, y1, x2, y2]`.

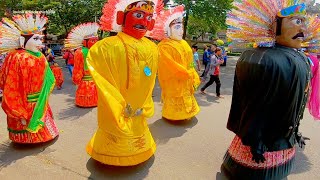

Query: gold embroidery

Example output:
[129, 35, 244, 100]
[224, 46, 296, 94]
[133, 135, 146, 151]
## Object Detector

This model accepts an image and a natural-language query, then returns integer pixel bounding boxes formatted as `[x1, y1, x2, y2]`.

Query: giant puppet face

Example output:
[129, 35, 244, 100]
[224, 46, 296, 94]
[20, 34, 44, 53]
[275, 15, 307, 49]
[83, 37, 99, 48]
[116, 1, 156, 39]
[275, 4, 307, 49]
[169, 17, 183, 41]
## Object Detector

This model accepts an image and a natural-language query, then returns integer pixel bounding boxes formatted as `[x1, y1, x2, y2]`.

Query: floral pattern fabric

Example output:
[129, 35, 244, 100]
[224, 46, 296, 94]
[0, 50, 59, 143]
[72, 48, 97, 107]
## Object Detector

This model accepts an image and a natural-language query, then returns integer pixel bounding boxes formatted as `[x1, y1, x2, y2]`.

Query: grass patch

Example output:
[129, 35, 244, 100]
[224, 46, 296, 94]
[227, 52, 242, 56]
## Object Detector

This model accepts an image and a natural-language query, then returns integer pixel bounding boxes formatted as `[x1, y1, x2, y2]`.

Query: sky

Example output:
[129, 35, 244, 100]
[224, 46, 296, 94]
[316, 0, 320, 4]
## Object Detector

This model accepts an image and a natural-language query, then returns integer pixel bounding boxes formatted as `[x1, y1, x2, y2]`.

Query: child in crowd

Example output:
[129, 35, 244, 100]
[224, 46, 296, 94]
[50, 62, 64, 90]
[192, 45, 201, 72]
[200, 47, 224, 98]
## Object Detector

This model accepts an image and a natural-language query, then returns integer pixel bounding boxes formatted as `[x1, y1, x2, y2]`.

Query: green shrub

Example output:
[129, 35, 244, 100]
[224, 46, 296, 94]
[227, 52, 242, 56]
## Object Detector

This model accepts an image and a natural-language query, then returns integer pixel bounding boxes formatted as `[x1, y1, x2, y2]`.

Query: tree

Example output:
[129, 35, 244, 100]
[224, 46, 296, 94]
[174, 0, 233, 39]
[0, 0, 105, 36]
[187, 15, 210, 40]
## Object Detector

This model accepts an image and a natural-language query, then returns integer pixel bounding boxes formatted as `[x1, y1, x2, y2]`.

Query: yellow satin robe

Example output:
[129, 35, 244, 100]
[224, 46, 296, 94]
[158, 39, 200, 120]
[86, 32, 158, 166]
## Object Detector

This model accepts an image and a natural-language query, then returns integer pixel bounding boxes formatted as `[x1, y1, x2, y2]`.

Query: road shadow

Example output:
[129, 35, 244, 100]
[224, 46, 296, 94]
[195, 92, 220, 106]
[0, 137, 58, 170]
[149, 117, 198, 145]
[58, 105, 95, 121]
[86, 156, 155, 180]
[152, 77, 162, 103]
[216, 172, 228, 180]
[291, 147, 312, 174]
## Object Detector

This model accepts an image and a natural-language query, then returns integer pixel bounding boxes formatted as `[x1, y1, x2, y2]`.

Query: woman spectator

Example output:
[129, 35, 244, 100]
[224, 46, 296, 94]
[63, 49, 74, 77]
[200, 47, 224, 98]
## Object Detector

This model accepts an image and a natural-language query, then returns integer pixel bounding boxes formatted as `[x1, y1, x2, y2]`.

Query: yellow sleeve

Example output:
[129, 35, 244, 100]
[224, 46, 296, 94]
[181, 40, 201, 90]
[141, 92, 154, 118]
[192, 69, 201, 90]
[87, 39, 128, 131]
[158, 44, 192, 80]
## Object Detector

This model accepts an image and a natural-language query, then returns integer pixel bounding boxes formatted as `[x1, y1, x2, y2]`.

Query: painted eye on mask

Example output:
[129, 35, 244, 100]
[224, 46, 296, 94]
[173, 24, 182, 30]
[146, 15, 153, 21]
[33, 36, 43, 41]
[291, 18, 304, 25]
[133, 12, 144, 19]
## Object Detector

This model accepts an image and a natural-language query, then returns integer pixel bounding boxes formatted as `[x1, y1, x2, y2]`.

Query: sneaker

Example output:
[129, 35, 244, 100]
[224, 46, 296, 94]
[217, 95, 224, 98]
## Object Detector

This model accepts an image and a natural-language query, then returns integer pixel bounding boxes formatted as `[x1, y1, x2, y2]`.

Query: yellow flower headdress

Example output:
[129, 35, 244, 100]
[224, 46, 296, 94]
[227, 0, 310, 47]
[0, 13, 47, 53]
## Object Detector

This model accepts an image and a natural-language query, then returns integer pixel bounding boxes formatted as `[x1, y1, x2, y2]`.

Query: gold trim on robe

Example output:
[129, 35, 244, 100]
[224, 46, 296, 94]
[86, 32, 158, 166]
[158, 39, 200, 120]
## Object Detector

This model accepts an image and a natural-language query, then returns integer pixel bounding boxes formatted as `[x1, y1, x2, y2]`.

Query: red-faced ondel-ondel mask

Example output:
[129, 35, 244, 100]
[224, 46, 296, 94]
[116, 1, 155, 39]
[83, 37, 99, 48]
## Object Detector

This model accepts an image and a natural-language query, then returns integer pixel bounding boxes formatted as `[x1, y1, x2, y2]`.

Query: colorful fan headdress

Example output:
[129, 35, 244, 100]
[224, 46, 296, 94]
[0, 13, 47, 53]
[302, 15, 320, 53]
[227, 0, 310, 47]
[147, 5, 184, 40]
[64, 22, 100, 49]
[100, 0, 163, 32]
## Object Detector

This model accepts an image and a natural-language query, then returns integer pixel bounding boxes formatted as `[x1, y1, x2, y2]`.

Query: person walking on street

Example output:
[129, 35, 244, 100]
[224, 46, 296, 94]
[63, 49, 74, 77]
[200, 45, 210, 77]
[192, 45, 201, 72]
[200, 47, 224, 97]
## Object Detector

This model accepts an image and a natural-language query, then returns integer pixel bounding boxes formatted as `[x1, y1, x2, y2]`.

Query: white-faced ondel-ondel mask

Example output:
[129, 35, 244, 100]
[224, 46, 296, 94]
[20, 34, 44, 53]
[168, 17, 183, 41]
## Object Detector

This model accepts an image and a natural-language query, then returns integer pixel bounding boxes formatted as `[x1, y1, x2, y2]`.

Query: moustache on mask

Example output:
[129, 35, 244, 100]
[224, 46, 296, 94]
[134, 24, 147, 30]
[292, 32, 304, 40]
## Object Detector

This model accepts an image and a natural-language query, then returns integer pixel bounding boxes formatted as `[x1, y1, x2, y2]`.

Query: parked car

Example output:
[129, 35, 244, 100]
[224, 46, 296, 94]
[46, 43, 64, 56]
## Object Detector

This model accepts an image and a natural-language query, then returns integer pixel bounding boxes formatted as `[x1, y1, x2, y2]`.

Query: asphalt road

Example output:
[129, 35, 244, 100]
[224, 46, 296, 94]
[0, 57, 319, 180]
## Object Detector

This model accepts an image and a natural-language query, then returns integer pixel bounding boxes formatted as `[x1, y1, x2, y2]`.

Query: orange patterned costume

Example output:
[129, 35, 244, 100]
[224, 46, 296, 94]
[0, 50, 59, 143]
[72, 47, 97, 107]
[50, 64, 64, 89]
[65, 22, 99, 107]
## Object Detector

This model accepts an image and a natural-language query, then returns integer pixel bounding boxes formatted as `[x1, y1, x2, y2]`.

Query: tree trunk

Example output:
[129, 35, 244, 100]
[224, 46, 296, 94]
[99, 30, 104, 39]
[183, 6, 190, 39]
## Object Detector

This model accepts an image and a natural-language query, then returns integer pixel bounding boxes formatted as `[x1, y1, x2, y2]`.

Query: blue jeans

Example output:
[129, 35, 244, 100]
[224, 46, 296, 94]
[67, 65, 74, 77]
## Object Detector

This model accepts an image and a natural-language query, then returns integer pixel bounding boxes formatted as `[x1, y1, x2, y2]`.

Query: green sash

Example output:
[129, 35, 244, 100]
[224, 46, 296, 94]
[27, 62, 55, 133]
[82, 47, 89, 71]
[82, 75, 93, 81]
[26, 50, 42, 57]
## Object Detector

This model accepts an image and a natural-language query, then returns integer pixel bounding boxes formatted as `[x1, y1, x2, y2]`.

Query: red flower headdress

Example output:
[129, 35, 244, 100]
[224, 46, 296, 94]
[100, 0, 163, 32]
[146, 5, 184, 41]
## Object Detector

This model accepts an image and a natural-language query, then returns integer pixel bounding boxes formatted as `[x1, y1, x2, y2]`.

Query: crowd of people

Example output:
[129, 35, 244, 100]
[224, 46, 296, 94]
[0, 0, 320, 179]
